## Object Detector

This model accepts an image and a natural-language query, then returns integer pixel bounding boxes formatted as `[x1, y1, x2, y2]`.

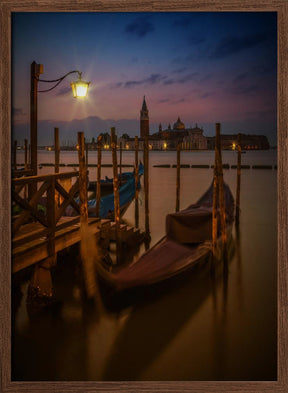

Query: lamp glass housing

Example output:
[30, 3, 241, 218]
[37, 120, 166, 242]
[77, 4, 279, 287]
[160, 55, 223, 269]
[71, 78, 90, 98]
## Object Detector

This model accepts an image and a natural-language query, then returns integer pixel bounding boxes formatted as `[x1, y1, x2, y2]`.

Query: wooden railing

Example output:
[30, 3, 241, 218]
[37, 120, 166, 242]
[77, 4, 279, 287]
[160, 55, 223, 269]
[12, 172, 86, 253]
[12, 168, 34, 178]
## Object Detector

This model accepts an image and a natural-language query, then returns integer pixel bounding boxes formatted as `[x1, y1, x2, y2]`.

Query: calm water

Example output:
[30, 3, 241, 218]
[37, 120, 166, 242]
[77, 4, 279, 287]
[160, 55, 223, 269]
[12, 149, 277, 381]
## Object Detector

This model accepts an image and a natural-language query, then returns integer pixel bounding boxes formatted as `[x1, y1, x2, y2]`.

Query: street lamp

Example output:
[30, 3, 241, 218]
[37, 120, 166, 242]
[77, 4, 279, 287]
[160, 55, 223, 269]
[70, 72, 90, 98]
[30, 61, 90, 179]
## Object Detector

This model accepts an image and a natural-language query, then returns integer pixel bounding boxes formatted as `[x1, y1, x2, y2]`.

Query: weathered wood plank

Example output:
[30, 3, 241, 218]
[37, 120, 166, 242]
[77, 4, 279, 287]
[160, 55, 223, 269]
[12, 182, 49, 232]
[55, 178, 80, 220]
[12, 218, 101, 273]
[12, 171, 79, 185]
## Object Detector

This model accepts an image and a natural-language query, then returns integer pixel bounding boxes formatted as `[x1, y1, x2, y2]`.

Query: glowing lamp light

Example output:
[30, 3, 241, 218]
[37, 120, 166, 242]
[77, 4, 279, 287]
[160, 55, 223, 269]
[71, 73, 90, 98]
[163, 142, 167, 149]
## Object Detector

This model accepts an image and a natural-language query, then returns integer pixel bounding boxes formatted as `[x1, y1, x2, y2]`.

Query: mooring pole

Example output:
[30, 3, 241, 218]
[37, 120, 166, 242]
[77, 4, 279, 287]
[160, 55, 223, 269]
[216, 123, 227, 260]
[78, 132, 88, 224]
[212, 148, 219, 259]
[176, 142, 181, 212]
[24, 139, 28, 170]
[236, 133, 242, 226]
[119, 142, 122, 187]
[144, 134, 150, 238]
[134, 136, 139, 228]
[78, 132, 98, 300]
[85, 138, 89, 167]
[24, 139, 28, 199]
[111, 127, 121, 263]
[95, 135, 102, 218]
[54, 127, 60, 174]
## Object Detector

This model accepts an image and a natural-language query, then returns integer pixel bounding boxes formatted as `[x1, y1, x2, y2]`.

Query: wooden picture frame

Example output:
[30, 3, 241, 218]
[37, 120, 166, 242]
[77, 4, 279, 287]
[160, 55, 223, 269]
[1, 1, 287, 392]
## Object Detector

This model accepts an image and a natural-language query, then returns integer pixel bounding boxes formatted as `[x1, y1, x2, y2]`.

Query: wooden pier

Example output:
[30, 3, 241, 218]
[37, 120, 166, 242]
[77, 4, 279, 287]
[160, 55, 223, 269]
[12, 163, 144, 302]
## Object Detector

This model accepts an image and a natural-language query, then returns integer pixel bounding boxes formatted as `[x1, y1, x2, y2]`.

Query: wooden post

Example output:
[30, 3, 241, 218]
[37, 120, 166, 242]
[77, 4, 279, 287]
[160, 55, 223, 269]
[30, 62, 38, 177]
[54, 127, 60, 174]
[78, 132, 98, 300]
[29, 62, 42, 198]
[119, 142, 122, 186]
[216, 123, 227, 260]
[78, 132, 88, 224]
[24, 139, 28, 198]
[13, 140, 17, 171]
[212, 136, 219, 258]
[96, 135, 102, 218]
[176, 142, 181, 212]
[144, 133, 150, 238]
[134, 136, 139, 228]
[85, 138, 89, 167]
[111, 127, 121, 263]
[46, 176, 56, 264]
[236, 133, 241, 226]
[24, 139, 28, 170]
[28, 176, 56, 303]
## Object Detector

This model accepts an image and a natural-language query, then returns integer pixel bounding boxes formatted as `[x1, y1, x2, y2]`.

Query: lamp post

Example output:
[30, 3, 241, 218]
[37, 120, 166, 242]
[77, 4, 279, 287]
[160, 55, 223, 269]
[30, 61, 90, 180]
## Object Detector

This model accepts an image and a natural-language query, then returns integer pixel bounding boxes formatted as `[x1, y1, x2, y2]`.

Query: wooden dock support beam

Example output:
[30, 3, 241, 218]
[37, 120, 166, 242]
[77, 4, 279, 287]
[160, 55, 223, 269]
[236, 133, 242, 226]
[28, 172, 57, 305]
[176, 142, 181, 212]
[111, 127, 121, 263]
[134, 136, 139, 228]
[96, 135, 102, 218]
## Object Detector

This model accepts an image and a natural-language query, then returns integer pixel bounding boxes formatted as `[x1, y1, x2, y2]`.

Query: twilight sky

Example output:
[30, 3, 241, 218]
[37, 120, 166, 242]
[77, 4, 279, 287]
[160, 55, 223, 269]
[12, 12, 277, 145]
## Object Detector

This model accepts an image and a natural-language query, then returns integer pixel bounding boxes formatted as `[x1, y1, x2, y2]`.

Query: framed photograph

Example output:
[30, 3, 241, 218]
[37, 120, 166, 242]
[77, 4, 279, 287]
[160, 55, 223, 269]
[1, 1, 287, 392]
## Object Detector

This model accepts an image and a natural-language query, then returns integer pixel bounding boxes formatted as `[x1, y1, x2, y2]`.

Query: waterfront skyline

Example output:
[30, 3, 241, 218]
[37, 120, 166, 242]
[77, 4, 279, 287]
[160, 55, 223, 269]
[12, 12, 277, 145]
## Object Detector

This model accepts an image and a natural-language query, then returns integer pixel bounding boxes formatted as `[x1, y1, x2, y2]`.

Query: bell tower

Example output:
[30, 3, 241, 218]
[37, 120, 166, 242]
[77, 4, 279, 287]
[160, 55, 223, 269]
[140, 96, 149, 138]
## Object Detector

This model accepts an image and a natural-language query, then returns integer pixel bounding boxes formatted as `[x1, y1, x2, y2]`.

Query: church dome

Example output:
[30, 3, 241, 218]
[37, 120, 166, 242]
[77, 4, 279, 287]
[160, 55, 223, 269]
[173, 117, 185, 130]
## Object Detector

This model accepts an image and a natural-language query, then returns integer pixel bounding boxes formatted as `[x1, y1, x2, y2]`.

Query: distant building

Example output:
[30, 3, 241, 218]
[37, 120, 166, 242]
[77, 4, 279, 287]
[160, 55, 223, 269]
[207, 134, 270, 150]
[140, 96, 149, 138]
[119, 97, 270, 151]
[153, 118, 207, 150]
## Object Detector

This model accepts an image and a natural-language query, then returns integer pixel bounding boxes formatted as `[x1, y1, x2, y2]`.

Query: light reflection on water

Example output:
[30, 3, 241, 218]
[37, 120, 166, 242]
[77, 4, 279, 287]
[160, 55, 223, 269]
[12, 150, 277, 381]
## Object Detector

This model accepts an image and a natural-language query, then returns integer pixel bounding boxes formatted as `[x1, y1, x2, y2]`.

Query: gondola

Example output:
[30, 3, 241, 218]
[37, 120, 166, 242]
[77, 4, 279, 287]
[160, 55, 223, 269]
[87, 162, 144, 219]
[96, 181, 235, 292]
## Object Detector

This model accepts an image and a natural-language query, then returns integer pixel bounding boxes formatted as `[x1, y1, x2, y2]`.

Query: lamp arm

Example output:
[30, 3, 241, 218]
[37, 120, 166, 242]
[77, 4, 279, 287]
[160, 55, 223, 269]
[38, 70, 81, 93]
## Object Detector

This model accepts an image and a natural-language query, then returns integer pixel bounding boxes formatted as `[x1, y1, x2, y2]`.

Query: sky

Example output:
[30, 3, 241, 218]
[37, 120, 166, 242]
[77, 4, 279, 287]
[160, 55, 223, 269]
[12, 12, 277, 145]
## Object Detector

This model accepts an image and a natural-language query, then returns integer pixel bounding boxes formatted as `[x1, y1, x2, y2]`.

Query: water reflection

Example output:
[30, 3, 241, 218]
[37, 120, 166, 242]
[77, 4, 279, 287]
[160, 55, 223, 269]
[101, 252, 233, 380]
[12, 150, 277, 381]
[235, 225, 244, 311]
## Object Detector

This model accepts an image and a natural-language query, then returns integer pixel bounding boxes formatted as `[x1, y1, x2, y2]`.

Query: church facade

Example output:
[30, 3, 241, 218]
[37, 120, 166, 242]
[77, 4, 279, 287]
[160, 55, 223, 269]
[154, 117, 207, 150]
[121, 97, 207, 150]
